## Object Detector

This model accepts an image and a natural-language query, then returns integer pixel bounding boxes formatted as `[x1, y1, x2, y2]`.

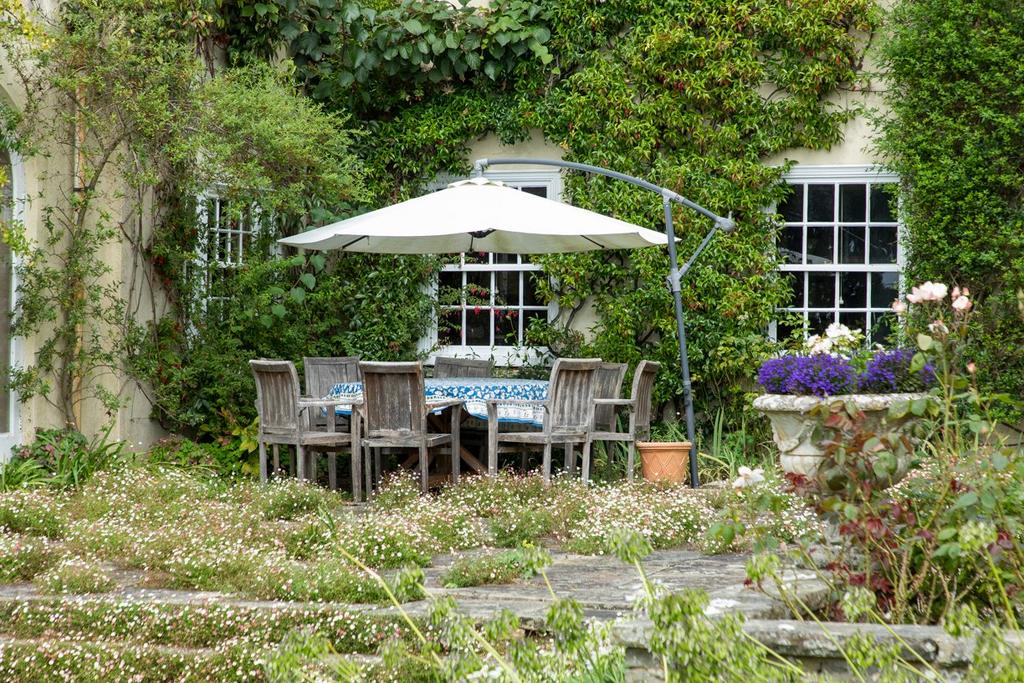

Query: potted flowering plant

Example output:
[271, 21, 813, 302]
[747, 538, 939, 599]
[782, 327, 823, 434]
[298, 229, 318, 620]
[752, 296, 941, 479]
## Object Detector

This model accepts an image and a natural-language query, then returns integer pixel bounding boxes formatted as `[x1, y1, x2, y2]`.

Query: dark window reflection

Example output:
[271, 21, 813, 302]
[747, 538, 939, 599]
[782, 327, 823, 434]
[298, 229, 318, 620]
[808, 184, 835, 222]
[779, 185, 804, 222]
[839, 226, 865, 263]
[871, 271, 899, 308]
[808, 311, 834, 335]
[870, 226, 898, 264]
[466, 308, 490, 345]
[785, 272, 804, 308]
[840, 272, 867, 308]
[839, 311, 866, 332]
[840, 184, 866, 222]
[780, 226, 803, 263]
[870, 184, 896, 222]
[808, 272, 835, 308]
[807, 226, 834, 263]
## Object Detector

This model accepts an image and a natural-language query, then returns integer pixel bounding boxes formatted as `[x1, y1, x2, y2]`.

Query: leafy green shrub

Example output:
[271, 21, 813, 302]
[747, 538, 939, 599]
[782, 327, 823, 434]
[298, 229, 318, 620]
[441, 550, 531, 588]
[0, 457, 50, 492]
[8, 428, 124, 489]
[34, 559, 116, 595]
[877, 0, 1024, 411]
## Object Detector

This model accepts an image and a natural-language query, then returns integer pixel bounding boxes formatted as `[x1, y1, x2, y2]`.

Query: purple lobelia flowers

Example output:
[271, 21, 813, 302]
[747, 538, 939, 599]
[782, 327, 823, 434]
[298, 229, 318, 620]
[858, 348, 936, 393]
[757, 354, 857, 397]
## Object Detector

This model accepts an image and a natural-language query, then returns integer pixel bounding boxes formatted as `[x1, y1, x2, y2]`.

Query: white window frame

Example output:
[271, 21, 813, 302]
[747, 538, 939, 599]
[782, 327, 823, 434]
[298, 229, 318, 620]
[0, 149, 24, 459]
[771, 165, 902, 343]
[421, 170, 561, 366]
[194, 193, 267, 305]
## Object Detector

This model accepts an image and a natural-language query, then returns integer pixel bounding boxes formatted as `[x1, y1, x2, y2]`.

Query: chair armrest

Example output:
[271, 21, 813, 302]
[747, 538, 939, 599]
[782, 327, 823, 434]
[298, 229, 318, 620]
[298, 397, 362, 411]
[426, 398, 464, 409]
[484, 398, 548, 407]
[594, 398, 635, 406]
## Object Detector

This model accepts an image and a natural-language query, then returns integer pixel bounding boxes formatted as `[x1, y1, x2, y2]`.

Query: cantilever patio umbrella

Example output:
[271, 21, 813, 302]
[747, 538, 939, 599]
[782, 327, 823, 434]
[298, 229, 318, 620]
[278, 177, 670, 253]
[280, 162, 735, 487]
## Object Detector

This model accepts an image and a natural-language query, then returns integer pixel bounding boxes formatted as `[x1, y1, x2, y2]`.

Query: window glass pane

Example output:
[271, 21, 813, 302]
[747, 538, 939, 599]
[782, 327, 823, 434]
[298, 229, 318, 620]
[466, 308, 490, 345]
[466, 271, 490, 303]
[464, 251, 487, 264]
[808, 311, 833, 335]
[808, 272, 835, 308]
[871, 271, 900, 308]
[438, 309, 462, 346]
[839, 226, 865, 263]
[871, 313, 894, 345]
[839, 311, 866, 333]
[784, 272, 804, 308]
[495, 309, 518, 345]
[870, 184, 896, 222]
[807, 226, 833, 263]
[840, 272, 866, 308]
[523, 273, 542, 306]
[869, 226, 898, 264]
[839, 184, 866, 222]
[779, 185, 804, 222]
[807, 184, 834, 221]
[520, 186, 547, 198]
[494, 271, 518, 306]
[493, 253, 517, 264]
[779, 226, 802, 263]
[776, 319, 801, 343]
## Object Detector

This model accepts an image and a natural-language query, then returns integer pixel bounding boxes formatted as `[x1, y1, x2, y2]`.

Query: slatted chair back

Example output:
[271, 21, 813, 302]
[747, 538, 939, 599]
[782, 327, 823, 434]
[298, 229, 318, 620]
[630, 360, 661, 437]
[433, 356, 493, 378]
[303, 356, 361, 397]
[546, 358, 601, 432]
[250, 360, 301, 434]
[359, 361, 426, 436]
[593, 362, 628, 431]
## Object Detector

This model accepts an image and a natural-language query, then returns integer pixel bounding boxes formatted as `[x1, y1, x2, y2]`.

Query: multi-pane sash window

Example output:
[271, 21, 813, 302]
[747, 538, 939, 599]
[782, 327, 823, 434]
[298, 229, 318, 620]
[775, 170, 900, 343]
[197, 195, 262, 298]
[433, 173, 558, 354]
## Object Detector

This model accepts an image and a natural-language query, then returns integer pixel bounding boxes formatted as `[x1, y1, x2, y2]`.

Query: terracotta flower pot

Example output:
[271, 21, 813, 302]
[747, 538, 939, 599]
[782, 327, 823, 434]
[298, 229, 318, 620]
[636, 441, 692, 484]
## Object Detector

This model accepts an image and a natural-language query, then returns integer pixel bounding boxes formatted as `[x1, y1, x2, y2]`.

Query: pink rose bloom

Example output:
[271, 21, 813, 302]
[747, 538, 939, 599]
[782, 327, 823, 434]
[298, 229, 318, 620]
[891, 299, 907, 315]
[952, 295, 972, 312]
[907, 281, 948, 303]
[967, 362, 977, 375]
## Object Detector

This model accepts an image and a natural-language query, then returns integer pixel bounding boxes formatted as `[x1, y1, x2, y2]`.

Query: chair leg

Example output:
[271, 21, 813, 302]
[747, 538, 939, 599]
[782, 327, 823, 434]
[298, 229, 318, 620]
[418, 443, 429, 494]
[627, 441, 636, 483]
[582, 440, 592, 485]
[272, 445, 280, 476]
[258, 440, 268, 483]
[309, 452, 318, 484]
[542, 442, 552, 486]
[451, 407, 461, 486]
[564, 443, 574, 476]
[364, 445, 373, 500]
[297, 445, 307, 481]
[290, 449, 297, 477]
[328, 453, 337, 491]
[487, 420, 498, 476]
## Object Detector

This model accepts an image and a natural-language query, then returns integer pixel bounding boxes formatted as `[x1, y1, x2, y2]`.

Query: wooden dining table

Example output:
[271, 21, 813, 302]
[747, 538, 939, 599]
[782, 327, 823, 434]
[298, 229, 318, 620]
[328, 377, 550, 474]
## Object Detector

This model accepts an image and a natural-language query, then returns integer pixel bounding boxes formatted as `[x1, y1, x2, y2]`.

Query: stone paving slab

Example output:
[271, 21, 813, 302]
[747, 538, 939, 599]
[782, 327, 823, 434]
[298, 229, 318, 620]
[0, 548, 819, 631]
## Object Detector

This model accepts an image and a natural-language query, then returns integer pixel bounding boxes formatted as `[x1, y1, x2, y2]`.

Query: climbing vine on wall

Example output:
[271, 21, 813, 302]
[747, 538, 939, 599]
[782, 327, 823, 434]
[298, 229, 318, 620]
[213, 0, 878, 430]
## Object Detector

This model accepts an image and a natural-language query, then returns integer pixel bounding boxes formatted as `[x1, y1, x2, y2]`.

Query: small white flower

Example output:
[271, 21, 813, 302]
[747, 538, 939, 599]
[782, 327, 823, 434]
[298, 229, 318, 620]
[732, 466, 765, 489]
[906, 281, 948, 303]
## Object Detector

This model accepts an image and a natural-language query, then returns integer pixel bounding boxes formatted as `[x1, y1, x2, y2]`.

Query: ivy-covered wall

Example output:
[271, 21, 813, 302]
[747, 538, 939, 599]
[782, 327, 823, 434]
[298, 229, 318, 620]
[169, 0, 879, 437]
[875, 0, 1024, 408]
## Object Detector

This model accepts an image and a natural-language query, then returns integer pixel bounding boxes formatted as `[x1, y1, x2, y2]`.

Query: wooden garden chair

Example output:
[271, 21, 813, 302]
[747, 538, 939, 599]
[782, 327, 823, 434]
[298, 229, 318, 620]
[433, 356, 494, 378]
[486, 358, 600, 485]
[585, 360, 661, 482]
[250, 360, 362, 496]
[303, 356, 360, 430]
[359, 361, 463, 495]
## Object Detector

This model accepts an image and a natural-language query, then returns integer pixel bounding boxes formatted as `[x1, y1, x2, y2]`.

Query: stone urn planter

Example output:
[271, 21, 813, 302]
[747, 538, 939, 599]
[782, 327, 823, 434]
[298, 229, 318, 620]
[636, 441, 692, 484]
[752, 392, 928, 478]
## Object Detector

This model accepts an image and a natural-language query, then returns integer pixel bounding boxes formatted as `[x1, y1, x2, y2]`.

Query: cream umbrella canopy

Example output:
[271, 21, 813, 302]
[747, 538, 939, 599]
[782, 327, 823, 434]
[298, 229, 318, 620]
[277, 177, 670, 253]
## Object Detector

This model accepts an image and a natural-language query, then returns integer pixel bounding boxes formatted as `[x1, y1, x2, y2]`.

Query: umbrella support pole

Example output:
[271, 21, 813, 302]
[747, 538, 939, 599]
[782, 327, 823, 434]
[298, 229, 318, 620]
[474, 157, 735, 488]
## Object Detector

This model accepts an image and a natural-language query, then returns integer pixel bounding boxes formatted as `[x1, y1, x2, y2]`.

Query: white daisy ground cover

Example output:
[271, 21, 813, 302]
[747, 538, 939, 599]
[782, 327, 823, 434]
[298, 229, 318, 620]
[0, 463, 822, 680]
